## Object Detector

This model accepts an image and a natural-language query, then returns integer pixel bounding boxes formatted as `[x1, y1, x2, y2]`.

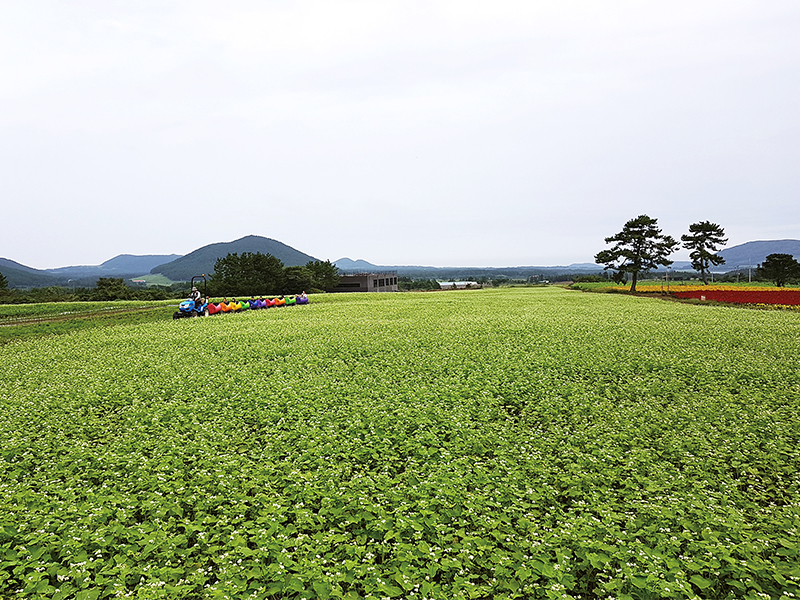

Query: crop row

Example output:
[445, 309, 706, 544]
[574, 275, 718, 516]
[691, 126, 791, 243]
[1, 288, 799, 599]
[0, 300, 176, 322]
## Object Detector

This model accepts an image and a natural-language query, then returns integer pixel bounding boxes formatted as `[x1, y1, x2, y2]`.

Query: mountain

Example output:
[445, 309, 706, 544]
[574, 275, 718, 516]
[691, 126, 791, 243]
[718, 240, 800, 268]
[332, 241, 800, 279]
[0, 259, 62, 288]
[335, 258, 608, 274]
[1, 237, 318, 288]
[44, 254, 183, 278]
[0, 257, 44, 275]
[4, 238, 798, 289]
[564, 262, 603, 271]
[0, 254, 184, 288]
[334, 258, 610, 280]
[334, 258, 382, 272]
[667, 240, 800, 273]
[100, 254, 182, 273]
[151, 235, 319, 281]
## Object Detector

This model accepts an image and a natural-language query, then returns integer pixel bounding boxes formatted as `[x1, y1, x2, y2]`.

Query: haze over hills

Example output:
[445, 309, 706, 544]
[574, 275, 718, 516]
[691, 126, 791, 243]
[333, 258, 606, 281]
[0, 255, 184, 288]
[1, 238, 799, 289]
[334, 257, 611, 279]
[45, 254, 182, 278]
[0, 254, 180, 287]
[336, 240, 800, 277]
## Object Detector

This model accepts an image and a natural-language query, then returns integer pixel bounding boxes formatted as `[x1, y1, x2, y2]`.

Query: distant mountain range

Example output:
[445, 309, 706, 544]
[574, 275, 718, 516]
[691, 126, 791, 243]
[716, 240, 800, 268]
[334, 240, 800, 278]
[0, 236, 319, 288]
[333, 258, 610, 280]
[663, 241, 800, 272]
[1, 238, 798, 288]
[334, 257, 607, 273]
[47, 254, 183, 278]
[0, 254, 181, 288]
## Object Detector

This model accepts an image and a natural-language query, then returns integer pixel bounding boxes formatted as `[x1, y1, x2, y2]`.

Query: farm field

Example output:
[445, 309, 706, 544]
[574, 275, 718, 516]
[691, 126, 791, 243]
[0, 301, 177, 345]
[1, 287, 799, 599]
[0, 300, 177, 322]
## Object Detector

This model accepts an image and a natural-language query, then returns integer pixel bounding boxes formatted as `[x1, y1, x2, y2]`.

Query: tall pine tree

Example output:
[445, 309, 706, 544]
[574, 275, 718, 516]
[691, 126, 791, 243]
[595, 215, 678, 292]
[682, 221, 727, 285]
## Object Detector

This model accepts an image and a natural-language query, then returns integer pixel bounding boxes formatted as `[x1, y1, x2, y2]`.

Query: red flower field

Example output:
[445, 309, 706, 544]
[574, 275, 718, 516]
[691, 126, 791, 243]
[672, 289, 800, 305]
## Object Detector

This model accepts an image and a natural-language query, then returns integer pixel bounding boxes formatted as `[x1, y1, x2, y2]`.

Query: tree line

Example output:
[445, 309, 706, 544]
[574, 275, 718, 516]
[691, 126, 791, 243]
[206, 253, 340, 297]
[0, 275, 185, 304]
[595, 215, 800, 291]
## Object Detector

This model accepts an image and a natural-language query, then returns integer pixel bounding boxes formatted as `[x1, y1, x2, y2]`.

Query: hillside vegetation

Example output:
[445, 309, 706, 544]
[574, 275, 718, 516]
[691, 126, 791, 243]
[150, 235, 319, 281]
[1, 288, 798, 599]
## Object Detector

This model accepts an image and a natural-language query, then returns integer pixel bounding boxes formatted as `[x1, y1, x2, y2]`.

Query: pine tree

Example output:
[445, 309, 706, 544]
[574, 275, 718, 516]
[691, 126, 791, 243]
[595, 215, 678, 292]
[682, 221, 727, 285]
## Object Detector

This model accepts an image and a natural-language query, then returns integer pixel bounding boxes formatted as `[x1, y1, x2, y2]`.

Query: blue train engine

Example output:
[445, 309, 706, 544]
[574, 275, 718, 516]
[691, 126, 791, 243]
[173, 275, 210, 319]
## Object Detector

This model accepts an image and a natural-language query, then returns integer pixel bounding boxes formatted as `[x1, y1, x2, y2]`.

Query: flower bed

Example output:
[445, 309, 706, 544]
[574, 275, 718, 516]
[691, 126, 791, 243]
[672, 288, 800, 305]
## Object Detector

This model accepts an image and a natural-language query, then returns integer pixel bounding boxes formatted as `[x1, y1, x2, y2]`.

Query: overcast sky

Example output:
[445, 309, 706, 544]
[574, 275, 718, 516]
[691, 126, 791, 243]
[2, 1, 799, 269]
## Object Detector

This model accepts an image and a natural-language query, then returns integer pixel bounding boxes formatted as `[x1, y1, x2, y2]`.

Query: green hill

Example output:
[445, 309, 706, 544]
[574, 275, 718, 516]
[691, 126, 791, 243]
[150, 235, 319, 281]
[0, 258, 62, 288]
[0, 265, 61, 288]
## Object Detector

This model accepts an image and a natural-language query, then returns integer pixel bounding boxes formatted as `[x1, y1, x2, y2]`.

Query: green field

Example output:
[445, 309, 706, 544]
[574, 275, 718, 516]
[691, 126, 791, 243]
[127, 274, 177, 286]
[0, 301, 178, 345]
[1, 288, 798, 599]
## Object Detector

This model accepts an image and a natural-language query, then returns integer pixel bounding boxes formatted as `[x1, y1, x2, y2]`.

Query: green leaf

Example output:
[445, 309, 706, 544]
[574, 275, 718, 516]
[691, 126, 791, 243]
[588, 552, 610, 569]
[690, 575, 712, 589]
[516, 566, 531, 581]
[287, 577, 305, 592]
[631, 576, 647, 589]
[313, 581, 332, 599]
[379, 584, 404, 597]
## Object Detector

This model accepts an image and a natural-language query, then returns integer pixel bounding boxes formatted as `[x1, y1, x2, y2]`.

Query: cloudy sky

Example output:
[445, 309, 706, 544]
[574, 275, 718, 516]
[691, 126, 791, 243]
[2, 1, 799, 269]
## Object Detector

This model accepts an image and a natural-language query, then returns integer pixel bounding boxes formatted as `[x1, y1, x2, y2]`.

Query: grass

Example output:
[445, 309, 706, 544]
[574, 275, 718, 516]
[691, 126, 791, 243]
[0, 300, 177, 345]
[127, 273, 177, 286]
[1, 288, 798, 599]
